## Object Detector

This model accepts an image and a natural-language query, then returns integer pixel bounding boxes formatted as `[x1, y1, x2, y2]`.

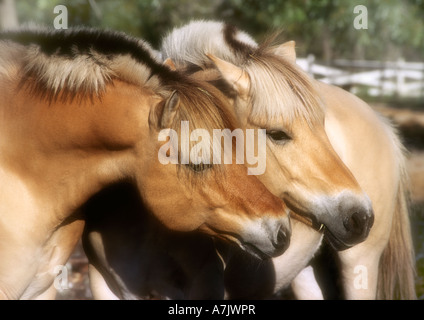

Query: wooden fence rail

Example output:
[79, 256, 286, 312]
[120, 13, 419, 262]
[297, 55, 424, 98]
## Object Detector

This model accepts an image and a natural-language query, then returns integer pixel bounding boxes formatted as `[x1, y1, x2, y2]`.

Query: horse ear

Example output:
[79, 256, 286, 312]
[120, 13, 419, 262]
[273, 40, 296, 63]
[160, 91, 180, 128]
[150, 91, 180, 129]
[163, 58, 177, 71]
[206, 53, 250, 98]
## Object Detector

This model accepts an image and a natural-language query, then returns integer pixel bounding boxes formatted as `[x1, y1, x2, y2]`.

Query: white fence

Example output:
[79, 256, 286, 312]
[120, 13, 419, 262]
[297, 55, 424, 98]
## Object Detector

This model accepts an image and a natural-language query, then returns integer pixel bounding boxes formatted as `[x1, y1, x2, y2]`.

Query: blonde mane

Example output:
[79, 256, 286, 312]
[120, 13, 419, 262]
[162, 78, 240, 181]
[161, 20, 257, 70]
[161, 21, 325, 127]
[246, 45, 325, 127]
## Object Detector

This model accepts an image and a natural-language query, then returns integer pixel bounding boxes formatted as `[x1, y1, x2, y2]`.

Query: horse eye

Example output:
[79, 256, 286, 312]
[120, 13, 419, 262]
[266, 130, 291, 142]
[186, 163, 213, 172]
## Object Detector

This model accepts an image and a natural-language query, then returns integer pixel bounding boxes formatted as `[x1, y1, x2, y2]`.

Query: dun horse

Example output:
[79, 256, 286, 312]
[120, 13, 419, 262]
[0, 27, 291, 299]
[160, 21, 415, 299]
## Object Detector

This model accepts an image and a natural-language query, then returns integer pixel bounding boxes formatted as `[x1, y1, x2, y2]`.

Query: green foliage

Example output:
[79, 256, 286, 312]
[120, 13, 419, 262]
[12, 0, 424, 60]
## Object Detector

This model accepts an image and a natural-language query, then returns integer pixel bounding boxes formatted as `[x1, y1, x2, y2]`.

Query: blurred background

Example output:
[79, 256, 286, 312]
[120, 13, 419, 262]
[1, 0, 423, 299]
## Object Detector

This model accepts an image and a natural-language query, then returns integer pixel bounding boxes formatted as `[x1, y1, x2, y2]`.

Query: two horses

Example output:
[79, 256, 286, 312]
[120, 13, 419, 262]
[84, 21, 414, 300]
[0, 22, 415, 299]
[161, 21, 415, 299]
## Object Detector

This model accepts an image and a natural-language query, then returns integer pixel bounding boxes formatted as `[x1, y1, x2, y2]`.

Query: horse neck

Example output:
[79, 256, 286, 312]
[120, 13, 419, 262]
[0, 79, 154, 221]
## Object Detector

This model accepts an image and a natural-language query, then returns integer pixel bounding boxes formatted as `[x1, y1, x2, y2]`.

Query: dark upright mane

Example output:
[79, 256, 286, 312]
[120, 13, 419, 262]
[0, 27, 188, 101]
[0, 27, 179, 80]
[223, 23, 255, 60]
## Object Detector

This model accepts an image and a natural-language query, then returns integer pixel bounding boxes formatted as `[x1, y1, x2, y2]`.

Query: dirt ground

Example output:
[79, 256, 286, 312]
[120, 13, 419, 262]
[57, 103, 424, 300]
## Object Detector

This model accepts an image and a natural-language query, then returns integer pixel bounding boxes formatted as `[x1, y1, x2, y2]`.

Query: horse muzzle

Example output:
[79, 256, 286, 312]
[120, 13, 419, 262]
[322, 205, 374, 250]
[238, 216, 291, 259]
[286, 191, 374, 251]
[312, 192, 374, 250]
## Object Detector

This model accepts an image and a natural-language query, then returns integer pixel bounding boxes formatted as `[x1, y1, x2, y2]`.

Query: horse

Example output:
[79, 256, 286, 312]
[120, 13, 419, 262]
[83, 21, 389, 300]
[162, 21, 375, 249]
[0, 27, 292, 299]
[160, 20, 415, 299]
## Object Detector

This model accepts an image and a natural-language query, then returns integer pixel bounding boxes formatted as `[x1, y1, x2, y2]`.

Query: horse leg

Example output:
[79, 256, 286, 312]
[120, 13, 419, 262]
[83, 229, 117, 299]
[291, 266, 324, 300]
[0, 218, 84, 300]
[0, 233, 45, 299]
[34, 284, 57, 300]
[88, 263, 120, 300]
[338, 188, 415, 300]
[337, 190, 394, 299]
[337, 244, 383, 299]
[336, 195, 393, 300]
[22, 219, 85, 300]
[273, 221, 323, 294]
[0, 248, 44, 299]
[336, 167, 399, 300]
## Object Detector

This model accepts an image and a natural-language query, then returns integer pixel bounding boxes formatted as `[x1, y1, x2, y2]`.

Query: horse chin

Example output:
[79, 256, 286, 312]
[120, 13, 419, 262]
[240, 236, 290, 260]
[289, 208, 364, 251]
[323, 227, 353, 251]
[241, 243, 272, 260]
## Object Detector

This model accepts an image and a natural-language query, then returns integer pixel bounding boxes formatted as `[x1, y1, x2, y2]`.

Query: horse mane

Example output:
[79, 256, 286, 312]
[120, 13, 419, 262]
[246, 45, 325, 127]
[161, 21, 325, 127]
[161, 20, 258, 70]
[0, 27, 240, 178]
[167, 79, 237, 132]
[376, 114, 416, 299]
[164, 77, 240, 181]
[0, 27, 184, 101]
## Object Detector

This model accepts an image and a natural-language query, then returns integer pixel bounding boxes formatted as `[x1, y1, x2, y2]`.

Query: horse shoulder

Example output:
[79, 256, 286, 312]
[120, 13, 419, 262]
[316, 80, 399, 171]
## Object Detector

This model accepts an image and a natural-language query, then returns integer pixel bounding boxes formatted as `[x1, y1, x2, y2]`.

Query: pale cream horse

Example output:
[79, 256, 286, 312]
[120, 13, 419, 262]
[161, 21, 415, 299]
[0, 27, 291, 299]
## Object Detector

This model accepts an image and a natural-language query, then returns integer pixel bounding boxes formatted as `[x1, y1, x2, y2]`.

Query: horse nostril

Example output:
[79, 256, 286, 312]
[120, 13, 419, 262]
[344, 211, 366, 235]
[272, 225, 290, 256]
[277, 227, 286, 243]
